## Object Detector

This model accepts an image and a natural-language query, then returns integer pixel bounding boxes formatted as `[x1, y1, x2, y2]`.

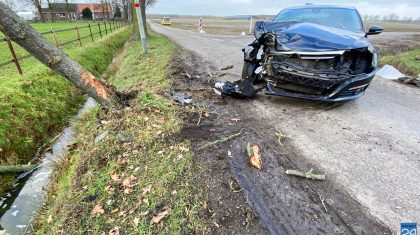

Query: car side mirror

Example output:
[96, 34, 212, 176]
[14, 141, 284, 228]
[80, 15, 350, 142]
[366, 25, 384, 35]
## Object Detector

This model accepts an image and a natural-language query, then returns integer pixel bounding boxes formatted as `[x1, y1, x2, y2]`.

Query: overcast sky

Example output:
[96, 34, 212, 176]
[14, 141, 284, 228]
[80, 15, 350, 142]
[147, 0, 420, 18]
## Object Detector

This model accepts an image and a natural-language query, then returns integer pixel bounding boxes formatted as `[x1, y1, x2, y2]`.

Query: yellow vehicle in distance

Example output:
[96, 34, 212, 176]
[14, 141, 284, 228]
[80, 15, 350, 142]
[160, 17, 172, 25]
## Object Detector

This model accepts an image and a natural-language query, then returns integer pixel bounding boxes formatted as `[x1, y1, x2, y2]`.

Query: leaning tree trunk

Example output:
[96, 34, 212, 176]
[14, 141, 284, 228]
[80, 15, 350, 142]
[0, 2, 123, 109]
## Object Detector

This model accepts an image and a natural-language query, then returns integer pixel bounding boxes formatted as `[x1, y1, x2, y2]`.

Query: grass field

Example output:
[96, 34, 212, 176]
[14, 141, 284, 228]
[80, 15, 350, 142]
[380, 49, 420, 76]
[152, 18, 420, 35]
[0, 21, 122, 71]
[34, 29, 207, 235]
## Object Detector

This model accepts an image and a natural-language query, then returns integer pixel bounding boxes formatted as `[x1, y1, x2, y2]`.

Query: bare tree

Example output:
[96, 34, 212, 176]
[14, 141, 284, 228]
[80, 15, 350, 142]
[23, 0, 45, 22]
[388, 13, 399, 22]
[63, 0, 71, 20]
[45, 0, 55, 22]
[0, 2, 125, 108]
[113, 0, 129, 20]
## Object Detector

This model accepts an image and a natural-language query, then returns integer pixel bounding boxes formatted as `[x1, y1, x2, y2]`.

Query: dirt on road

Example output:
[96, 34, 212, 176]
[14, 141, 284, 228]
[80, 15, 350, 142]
[151, 21, 420, 233]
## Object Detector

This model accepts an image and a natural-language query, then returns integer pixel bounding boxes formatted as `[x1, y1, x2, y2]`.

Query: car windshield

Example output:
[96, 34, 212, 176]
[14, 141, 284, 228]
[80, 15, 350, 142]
[273, 7, 363, 32]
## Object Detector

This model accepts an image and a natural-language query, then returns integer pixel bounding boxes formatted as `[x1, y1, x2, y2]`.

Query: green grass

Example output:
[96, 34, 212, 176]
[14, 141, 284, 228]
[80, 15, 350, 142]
[34, 31, 207, 234]
[0, 25, 131, 196]
[0, 21, 122, 64]
[380, 49, 420, 76]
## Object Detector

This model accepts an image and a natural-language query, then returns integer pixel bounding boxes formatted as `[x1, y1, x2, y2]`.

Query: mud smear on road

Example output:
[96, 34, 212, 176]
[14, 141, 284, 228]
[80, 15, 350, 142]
[168, 48, 391, 234]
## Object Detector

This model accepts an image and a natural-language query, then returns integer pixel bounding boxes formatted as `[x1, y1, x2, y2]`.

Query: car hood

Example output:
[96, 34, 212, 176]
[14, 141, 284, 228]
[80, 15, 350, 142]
[254, 21, 369, 52]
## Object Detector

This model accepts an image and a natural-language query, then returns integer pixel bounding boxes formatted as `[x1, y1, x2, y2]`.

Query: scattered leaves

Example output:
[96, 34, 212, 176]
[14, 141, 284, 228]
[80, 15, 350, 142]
[109, 226, 120, 235]
[151, 210, 169, 224]
[105, 185, 115, 195]
[179, 146, 189, 152]
[47, 215, 53, 224]
[142, 184, 152, 196]
[92, 204, 105, 217]
[110, 173, 120, 182]
[133, 217, 140, 227]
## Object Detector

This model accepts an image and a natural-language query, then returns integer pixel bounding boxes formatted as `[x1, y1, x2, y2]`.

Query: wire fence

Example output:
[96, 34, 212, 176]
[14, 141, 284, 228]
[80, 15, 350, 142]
[0, 21, 129, 75]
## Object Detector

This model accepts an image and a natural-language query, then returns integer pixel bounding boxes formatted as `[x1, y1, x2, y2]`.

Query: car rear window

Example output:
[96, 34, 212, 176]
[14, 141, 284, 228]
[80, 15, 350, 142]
[273, 8, 363, 32]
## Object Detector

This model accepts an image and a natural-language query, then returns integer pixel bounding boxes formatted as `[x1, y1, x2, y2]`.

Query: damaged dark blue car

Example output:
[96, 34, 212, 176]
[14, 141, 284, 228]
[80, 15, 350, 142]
[242, 5, 384, 102]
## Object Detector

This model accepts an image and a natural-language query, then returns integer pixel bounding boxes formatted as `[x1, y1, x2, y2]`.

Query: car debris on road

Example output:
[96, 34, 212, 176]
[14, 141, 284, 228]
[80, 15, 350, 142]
[213, 79, 261, 98]
[376, 64, 406, 80]
[166, 92, 193, 105]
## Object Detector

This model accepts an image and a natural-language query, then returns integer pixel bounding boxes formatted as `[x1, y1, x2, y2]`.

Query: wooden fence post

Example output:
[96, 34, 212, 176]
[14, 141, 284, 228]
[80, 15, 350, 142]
[51, 27, 60, 48]
[109, 22, 113, 33]
[5, 36, 23, 75]
[98, 22, 103, 38]
[75, 25, 82, 47]
[104, 21, 108, 35]
[88, 23, 94, 42]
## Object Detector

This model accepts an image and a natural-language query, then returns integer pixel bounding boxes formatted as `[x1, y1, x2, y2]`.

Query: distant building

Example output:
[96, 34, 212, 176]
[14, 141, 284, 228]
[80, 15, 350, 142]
[76, 3, 112, 20]
[41, 3, 112, 21]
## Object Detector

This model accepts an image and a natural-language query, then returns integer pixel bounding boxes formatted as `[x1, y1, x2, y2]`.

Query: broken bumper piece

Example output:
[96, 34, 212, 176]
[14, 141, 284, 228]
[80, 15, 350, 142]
[265, 68, 377, 102]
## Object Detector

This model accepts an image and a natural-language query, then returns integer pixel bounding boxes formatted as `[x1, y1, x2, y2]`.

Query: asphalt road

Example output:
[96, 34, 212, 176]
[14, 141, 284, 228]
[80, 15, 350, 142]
[150, 21, 420, 232]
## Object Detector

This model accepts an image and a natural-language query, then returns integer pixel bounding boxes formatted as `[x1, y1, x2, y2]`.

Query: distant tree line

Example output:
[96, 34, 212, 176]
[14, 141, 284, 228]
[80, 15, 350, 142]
[363, 13, 420, 22]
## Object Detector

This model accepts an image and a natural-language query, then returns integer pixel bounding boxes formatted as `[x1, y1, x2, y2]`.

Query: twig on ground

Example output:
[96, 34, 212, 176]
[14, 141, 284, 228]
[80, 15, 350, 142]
[275, 126, 286, 147]
[229, 181, 243, 193]
[285, 168, 326, 181]
[319, 194, 328, 213]
[199, 129, 243, 150]
[220, 65, 234, 71]
[196, 108, 204, 126]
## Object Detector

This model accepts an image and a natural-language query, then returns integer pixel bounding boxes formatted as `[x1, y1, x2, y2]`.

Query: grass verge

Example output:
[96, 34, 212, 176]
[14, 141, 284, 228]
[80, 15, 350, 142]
[34, 31, 207, 234]
[379, 49, 420, 76]
[0, 26, 131, 196]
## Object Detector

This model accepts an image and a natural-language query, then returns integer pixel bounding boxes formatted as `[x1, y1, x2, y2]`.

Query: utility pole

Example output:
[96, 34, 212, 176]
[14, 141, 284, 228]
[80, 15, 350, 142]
[134, 0, 148, 54]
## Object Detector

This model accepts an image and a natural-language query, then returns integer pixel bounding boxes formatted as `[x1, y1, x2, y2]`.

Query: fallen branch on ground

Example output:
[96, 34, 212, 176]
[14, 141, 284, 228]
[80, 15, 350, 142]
[0, 164, 38, 173]
[220, 65, 234, 71]
[285, 168, 326, 181]
[275, 126, 286, 147]
[199, 129, 243, 150]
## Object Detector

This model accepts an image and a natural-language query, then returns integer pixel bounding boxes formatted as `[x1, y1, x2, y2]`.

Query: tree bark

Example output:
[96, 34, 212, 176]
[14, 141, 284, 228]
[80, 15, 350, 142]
[0, 3, 124, 109]
[0, 165, 37, 173]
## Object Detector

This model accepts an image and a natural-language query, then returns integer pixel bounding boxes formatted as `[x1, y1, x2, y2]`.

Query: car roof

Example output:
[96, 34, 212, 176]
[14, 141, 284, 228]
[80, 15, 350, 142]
[283, 5, 357, 10]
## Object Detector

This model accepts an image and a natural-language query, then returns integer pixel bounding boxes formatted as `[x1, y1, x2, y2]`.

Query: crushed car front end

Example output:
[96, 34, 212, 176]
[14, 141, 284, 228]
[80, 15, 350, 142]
[263, 45, 378, 102]
[243, 6, 381, 102]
